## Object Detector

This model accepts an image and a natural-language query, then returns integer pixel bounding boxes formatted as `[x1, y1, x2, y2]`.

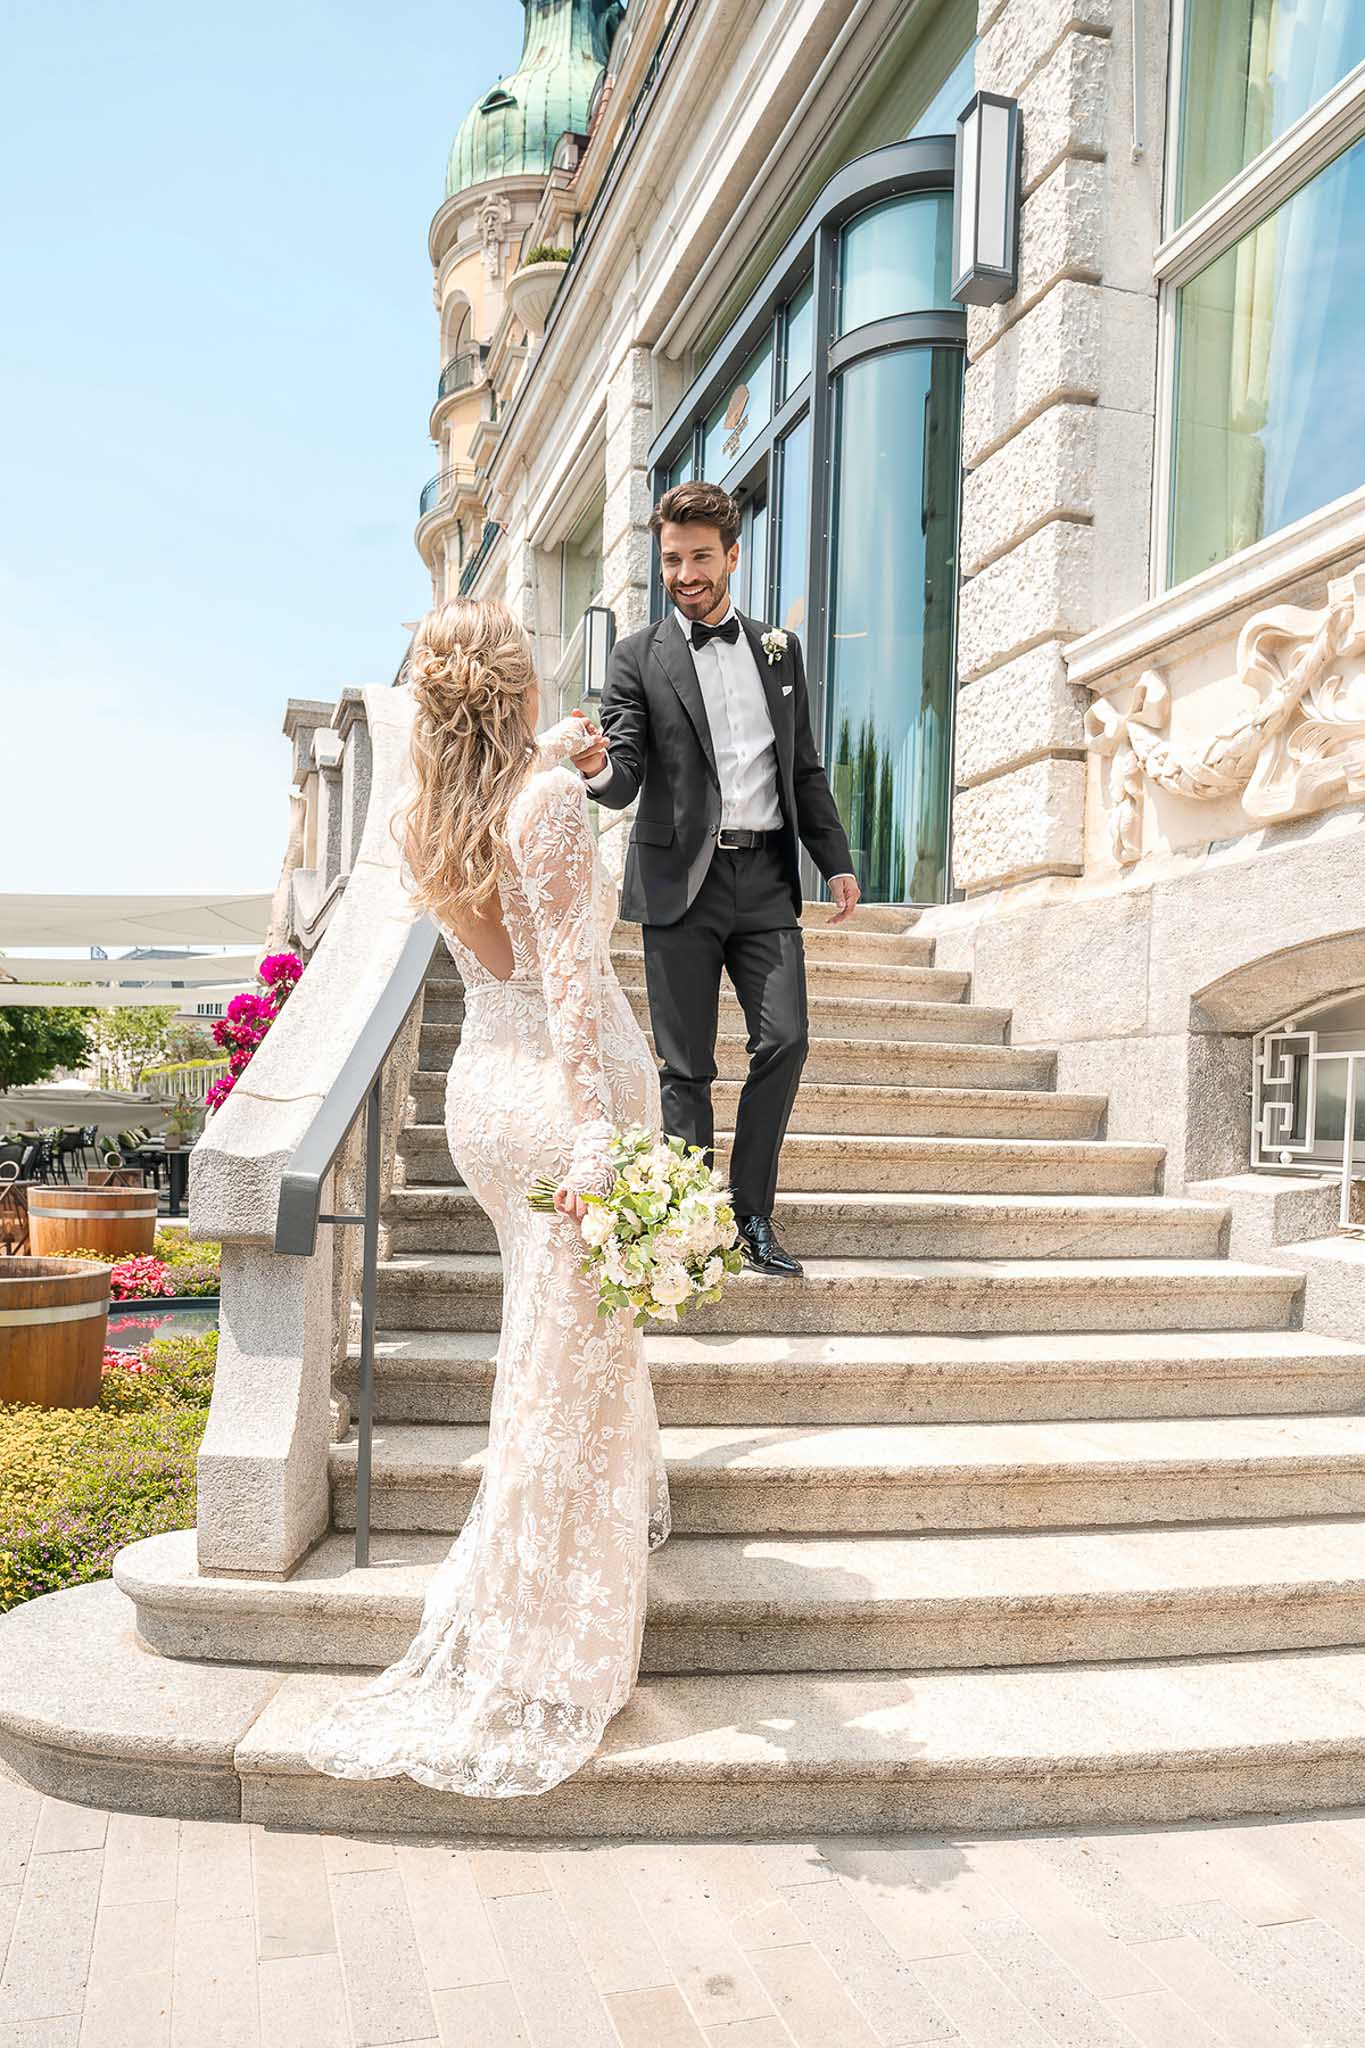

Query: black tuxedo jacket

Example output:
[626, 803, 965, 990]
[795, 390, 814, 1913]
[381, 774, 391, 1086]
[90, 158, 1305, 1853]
[589, 609, 855, 926]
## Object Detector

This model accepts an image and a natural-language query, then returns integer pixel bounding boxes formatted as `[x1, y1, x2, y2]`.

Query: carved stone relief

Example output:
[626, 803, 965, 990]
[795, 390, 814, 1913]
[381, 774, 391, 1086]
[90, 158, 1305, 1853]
[1085, 566, 1365, 865]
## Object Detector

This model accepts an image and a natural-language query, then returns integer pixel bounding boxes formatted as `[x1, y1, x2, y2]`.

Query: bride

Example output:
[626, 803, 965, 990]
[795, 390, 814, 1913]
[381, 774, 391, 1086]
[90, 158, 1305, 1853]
[306, 597, 670, 1798]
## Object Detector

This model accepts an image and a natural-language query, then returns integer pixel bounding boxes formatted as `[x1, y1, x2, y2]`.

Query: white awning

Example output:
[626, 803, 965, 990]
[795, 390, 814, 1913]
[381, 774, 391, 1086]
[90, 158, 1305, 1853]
[0, 985, 247, 1009]
[0, 952, 264, 984]
[0, 893, 273, 949]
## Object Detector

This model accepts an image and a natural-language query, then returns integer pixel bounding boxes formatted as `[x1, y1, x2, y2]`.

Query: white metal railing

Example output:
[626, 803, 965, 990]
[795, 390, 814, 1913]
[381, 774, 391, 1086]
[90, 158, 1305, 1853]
[1252, 1024, 1365, 1228]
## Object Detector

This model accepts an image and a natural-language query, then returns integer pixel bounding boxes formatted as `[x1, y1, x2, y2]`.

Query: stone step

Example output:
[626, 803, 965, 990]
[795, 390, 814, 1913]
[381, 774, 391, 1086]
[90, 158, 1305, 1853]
[231, 1641, 1365, 1836]
[418, 1026, 1027, 1092]
[117, 1518, 1365, 1675]
[11, 1581, 1365, 1835]
[370, 1252, 1300, 1336]
[327, 1410, 1363, 1537]
[337, 1326, 1365, 1427]
[382, 1187, 1228, 1261]
[417, 999, 1002, 1081]
[613, 919, 931, 963]
[420, 984, 981, 1040]
[795, 900, 921, 933]
[397, 1089, 1107, 1182]
[613, 954, 942, 1004]
[398, 1130, 1164, 1196]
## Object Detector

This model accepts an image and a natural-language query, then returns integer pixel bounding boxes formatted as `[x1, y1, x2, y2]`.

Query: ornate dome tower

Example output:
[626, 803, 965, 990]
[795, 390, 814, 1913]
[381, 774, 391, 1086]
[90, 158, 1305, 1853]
[446, 0, 622, 198]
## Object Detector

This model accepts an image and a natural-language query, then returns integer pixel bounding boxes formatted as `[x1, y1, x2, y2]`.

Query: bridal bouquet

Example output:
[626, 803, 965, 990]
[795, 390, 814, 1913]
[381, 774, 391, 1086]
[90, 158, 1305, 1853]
[529, 1126, 742, 1324]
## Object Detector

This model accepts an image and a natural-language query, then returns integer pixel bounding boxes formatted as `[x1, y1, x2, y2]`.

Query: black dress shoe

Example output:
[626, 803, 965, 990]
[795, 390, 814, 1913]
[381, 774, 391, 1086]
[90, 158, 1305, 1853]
[736, 1213, 804, 1277]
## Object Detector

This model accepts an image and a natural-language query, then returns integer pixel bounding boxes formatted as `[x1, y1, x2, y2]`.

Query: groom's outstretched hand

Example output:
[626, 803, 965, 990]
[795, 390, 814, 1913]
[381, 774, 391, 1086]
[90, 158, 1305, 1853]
[828, 874, 861, 925]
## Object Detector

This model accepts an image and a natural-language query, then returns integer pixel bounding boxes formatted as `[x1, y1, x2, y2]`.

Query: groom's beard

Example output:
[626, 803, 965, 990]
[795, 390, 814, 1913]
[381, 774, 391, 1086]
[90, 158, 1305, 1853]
[665, 572, 731, 623]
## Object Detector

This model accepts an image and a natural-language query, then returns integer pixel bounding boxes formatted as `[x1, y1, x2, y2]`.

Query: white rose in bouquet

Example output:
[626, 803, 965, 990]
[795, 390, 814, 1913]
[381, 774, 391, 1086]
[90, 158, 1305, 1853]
[528, 1124, 742, 1325]
[651, 1263, 692, 1308]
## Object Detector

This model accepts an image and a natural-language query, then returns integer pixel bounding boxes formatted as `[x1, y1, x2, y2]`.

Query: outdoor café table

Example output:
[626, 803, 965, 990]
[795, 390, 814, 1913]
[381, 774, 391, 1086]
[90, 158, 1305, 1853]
[143, 1145, 191, 1219]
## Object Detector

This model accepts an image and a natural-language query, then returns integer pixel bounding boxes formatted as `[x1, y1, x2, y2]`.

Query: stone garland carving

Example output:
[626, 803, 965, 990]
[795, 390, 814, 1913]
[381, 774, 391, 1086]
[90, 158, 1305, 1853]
[1085, 565, 1365, 865]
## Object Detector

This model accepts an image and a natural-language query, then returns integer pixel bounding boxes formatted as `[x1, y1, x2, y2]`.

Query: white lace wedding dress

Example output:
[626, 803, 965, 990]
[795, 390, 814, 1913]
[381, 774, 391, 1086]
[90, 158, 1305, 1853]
[305, 739, 670, 1798]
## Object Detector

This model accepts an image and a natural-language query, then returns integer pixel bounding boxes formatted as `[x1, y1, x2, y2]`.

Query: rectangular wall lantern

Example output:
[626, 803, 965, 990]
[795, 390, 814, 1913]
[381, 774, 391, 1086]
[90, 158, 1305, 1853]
[952, 92, 1022, 307]
[581, 604, 617, 700]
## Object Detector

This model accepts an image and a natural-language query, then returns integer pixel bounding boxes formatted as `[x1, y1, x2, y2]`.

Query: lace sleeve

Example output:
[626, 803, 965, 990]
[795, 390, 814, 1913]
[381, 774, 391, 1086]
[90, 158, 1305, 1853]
[535, 714, 599, 771]
[509, 768, 616, 1195]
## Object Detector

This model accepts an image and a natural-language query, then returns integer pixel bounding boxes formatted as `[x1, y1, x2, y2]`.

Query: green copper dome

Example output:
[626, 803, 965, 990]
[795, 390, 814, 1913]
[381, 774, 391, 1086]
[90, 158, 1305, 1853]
[446, 0, 621, 199]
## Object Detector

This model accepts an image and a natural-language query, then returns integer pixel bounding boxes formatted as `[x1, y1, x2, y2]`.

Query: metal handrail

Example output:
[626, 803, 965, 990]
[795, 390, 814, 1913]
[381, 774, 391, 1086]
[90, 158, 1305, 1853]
[436, 344, 487, 402]
[274, 912, 443, 1564]
[418, 469, 457, 519]
[458, 519, 502, 595]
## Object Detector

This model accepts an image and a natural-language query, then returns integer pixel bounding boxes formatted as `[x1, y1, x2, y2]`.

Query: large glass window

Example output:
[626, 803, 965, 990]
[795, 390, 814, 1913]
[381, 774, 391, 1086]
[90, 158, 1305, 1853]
[826, 351, 960, 904]
[1164, 2, 1365, 585]
[1176, 0, 1365, 221]
[560, 486, 605, 637]
[837, 192, 955, 333]
[1170, 134, 1365, 581]
[775, 414, 811, 634]
[703, 333, 773, 478]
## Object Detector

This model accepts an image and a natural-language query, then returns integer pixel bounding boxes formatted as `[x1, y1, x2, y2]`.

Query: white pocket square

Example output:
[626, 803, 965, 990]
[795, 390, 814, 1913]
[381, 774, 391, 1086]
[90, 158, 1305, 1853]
[782, 684, 793, 696]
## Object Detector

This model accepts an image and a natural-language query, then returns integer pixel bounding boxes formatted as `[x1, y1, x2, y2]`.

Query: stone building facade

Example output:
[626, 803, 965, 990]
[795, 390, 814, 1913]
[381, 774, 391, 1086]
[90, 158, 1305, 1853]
[422, 0, 1365, 1209]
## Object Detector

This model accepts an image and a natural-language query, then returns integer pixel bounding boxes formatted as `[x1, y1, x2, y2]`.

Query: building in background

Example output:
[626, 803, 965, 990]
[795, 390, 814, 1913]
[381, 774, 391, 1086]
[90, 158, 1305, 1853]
[418, 0, 1365, 1201]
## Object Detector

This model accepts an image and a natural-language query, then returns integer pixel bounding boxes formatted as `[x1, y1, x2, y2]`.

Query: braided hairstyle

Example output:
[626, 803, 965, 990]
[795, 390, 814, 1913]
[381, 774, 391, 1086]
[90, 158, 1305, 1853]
[396, 598, 539, 925]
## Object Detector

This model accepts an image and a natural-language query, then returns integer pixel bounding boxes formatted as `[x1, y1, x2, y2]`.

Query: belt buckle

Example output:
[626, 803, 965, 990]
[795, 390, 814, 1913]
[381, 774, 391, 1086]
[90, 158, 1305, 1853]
[717, 828, 741, 850]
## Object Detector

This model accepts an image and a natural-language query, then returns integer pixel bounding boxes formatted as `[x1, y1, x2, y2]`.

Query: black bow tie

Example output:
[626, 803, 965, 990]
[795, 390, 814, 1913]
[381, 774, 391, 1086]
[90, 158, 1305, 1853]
[690, 616, 740, 650]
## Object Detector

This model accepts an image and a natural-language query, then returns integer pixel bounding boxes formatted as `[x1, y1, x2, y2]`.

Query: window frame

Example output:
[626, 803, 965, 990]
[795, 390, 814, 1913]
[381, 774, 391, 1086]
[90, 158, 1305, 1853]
[1153, 20, 1365, 593]
[648, 137, 963, 737]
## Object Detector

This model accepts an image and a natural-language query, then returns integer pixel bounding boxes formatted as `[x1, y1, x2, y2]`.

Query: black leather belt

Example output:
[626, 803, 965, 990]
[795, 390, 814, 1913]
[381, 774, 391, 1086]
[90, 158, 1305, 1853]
[716, 827, 780, 850]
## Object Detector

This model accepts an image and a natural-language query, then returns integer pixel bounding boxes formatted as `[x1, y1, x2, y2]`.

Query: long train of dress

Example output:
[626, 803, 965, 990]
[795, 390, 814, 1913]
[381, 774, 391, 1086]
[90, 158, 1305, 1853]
[305, 754, 671, 1797]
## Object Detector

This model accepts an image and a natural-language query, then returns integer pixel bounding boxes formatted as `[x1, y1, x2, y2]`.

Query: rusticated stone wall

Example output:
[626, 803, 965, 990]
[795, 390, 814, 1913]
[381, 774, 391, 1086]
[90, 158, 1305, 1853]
[950, 0, 1166, 895]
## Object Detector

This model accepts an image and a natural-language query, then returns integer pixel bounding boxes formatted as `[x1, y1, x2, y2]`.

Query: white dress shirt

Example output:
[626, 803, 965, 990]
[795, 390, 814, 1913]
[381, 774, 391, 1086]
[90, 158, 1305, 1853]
[676, 604, 783, 832]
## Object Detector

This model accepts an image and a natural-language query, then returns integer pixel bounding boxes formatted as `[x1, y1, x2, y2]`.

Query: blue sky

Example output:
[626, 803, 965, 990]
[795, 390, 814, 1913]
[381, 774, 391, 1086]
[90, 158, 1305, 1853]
[2, 1, 522, 897]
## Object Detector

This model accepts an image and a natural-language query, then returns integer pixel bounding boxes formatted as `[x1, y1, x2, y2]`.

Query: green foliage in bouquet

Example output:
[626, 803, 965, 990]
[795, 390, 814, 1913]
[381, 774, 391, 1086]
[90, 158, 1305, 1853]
[530, 1126, 742, 1326]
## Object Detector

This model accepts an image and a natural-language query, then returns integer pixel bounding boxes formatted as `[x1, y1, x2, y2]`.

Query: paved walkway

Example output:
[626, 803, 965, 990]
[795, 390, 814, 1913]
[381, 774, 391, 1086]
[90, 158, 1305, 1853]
[6, 1773, 1365, 2046]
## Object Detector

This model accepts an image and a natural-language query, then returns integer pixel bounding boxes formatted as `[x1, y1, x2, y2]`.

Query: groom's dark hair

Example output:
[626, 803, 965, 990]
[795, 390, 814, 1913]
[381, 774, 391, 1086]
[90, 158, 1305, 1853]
[650, 480, 741, 550]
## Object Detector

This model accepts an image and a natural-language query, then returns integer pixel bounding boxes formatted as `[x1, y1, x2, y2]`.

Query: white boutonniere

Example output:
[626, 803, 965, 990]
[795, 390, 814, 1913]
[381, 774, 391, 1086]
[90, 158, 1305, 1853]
[761, 628, 788, 665]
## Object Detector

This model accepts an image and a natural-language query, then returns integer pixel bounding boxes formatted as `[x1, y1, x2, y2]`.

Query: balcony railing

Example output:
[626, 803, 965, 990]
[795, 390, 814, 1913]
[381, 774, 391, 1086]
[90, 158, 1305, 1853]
[436, 344, 488, 404]
[418, 469, 456, 519]
[459, 520, 502, 595]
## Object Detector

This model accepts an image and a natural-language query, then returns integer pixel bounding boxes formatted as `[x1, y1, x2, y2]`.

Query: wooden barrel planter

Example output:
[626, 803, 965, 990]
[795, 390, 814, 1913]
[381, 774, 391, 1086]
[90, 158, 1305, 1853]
[28, 1184, 159, 1258]
[0, 1257, 110, 1408]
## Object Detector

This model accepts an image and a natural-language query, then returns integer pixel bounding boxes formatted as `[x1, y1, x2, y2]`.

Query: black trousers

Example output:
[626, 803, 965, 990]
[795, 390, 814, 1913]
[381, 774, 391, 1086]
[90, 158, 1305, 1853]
[641, 845, 809, 1218]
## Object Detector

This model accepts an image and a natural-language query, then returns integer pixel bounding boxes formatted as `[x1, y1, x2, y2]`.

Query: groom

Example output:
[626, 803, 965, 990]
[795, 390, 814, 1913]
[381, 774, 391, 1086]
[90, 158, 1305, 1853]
[575, 480, 859, 1277]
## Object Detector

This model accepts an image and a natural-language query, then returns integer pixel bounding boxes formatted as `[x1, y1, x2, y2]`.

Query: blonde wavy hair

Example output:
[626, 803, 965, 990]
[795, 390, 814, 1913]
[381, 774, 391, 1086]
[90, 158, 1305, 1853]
[397, 598, 539, 925]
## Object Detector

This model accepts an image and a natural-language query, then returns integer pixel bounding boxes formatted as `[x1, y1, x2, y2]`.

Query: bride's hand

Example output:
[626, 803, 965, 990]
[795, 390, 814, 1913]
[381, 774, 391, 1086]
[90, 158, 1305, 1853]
[553, 1186, 589, 1224]
[537, 711, 608, 774]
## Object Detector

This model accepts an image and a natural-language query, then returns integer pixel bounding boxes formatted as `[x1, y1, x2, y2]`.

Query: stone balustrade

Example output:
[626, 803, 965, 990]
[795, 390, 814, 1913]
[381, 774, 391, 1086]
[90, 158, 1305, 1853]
[189, 685, 423, 1578]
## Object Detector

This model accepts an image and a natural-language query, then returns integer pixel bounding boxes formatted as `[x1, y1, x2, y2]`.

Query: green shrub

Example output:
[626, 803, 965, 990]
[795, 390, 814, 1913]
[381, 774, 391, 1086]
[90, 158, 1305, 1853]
[153, 1231, 221, 1268]
[0, 1329, 215, 1611]
[100, 1330, 217, 1413]
[523, 243, 570, 265]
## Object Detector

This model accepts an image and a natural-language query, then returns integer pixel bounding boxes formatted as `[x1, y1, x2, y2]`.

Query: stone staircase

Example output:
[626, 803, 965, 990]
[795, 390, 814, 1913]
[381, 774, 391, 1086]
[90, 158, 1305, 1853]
[10, 904, 1365, 1835]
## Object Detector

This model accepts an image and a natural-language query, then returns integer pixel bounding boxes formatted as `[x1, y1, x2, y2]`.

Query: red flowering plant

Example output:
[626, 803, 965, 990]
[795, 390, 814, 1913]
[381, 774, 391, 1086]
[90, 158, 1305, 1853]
[205, 951, 303, 1114]
[107, 1255, 177, 1301]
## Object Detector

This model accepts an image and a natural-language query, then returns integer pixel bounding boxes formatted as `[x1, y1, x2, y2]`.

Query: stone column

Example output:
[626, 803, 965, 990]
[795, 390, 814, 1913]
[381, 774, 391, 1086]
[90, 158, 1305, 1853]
[950, 0, 1164, 896]
[602, 346, 656, 637]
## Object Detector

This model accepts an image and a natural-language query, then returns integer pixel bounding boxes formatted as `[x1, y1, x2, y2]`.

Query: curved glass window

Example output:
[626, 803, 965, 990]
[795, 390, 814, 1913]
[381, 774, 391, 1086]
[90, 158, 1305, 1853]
[781, 276, 814, 400]
[826, 350, 959, 904]
[648, 140, 965, 903]
[836, 191, 955, 334]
